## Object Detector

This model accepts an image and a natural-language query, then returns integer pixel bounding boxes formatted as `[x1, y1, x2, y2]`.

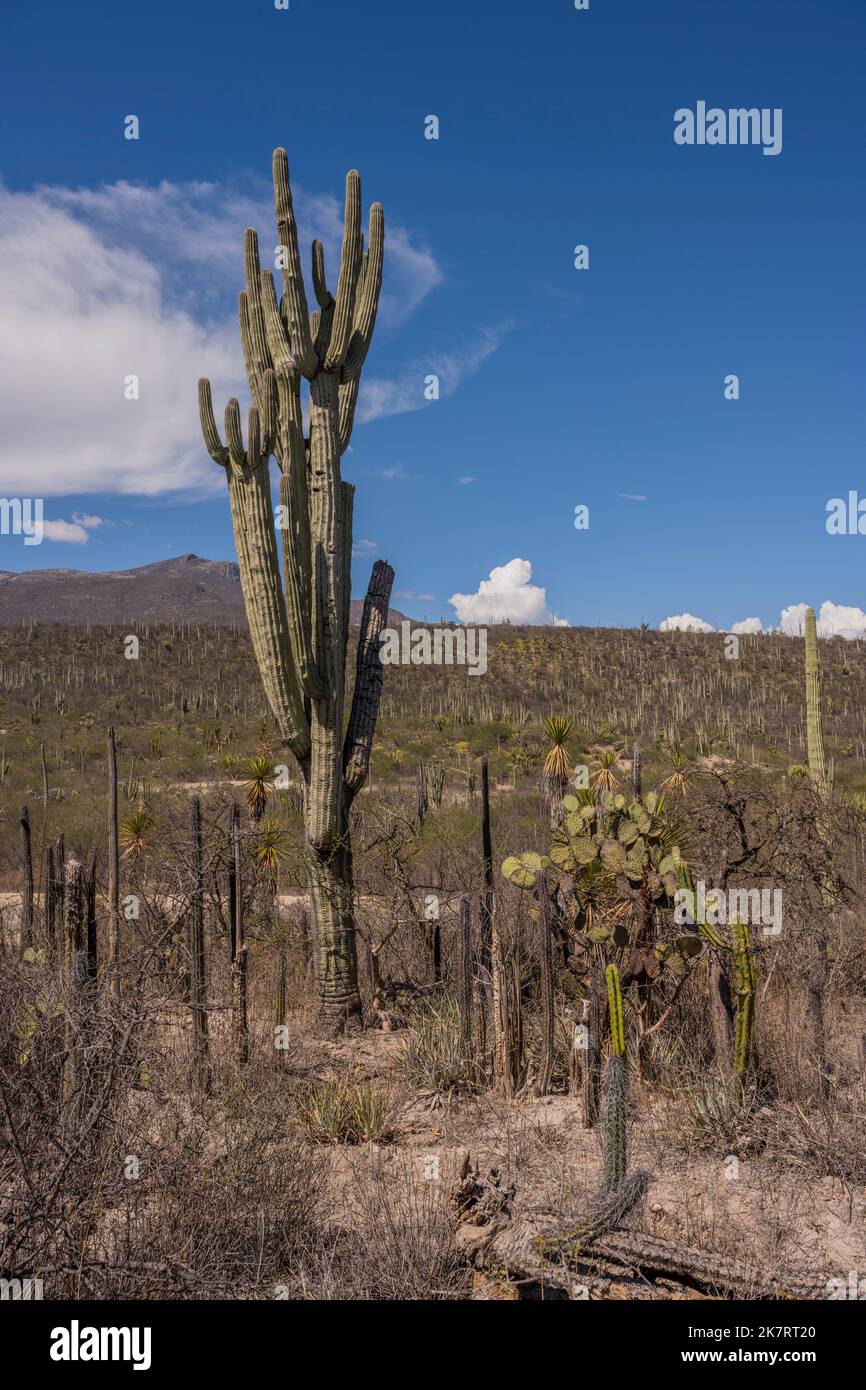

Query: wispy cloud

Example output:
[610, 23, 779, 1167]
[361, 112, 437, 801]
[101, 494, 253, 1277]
[358, 322, 512, 426]
[618, 492, 647, 502]
[458, 475, 478, 486]
[372, 463, 414, 481]
[352, 537, 377, 557]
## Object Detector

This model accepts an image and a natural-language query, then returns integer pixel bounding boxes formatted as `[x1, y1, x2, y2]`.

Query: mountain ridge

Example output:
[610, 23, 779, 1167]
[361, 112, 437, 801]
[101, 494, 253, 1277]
[0, 554, 409, 626]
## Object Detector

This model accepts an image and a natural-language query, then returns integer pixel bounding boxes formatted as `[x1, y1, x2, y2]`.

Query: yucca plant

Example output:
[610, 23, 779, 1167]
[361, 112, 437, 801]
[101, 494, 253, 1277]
[243, 755, 276, 823]
[591, 749, 620, 795]
[661, 750, 692, 798]
[120, 809, 155, 860]
[542, 715, 573, 823]
[255, 818, 288, 876]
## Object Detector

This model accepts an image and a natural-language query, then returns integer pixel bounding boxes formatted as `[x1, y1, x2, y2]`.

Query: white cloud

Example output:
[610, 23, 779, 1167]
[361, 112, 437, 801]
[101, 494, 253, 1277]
[352, 538, 377, 558]
[730, 617, 763, 634]
[358, 323, 511, 425]
[781, 600, 866, 640]
[449, 558, 562, 625]
[618, 493, 647, 502]
[0, 185, 236, 497]
[458, 475, 478, 485]
[40, 513, 104, 544]
[0, 176, 443, 497]
[41, 177, 440, 332]
[779, 603, 809, 636]
[660, 613, 715, 633]
[816, 601, 866, 638]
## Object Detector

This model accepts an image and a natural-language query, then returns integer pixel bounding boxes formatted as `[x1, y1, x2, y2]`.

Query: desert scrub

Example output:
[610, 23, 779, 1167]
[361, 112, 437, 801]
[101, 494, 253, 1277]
[402, 991, 474, 1094]
[296, 1072, 399, 1144]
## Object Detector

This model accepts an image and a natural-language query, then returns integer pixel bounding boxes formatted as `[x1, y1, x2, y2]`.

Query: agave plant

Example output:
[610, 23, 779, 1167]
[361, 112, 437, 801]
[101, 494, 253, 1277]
[542, 715, 573, 823]
[243, 755, 276, 823]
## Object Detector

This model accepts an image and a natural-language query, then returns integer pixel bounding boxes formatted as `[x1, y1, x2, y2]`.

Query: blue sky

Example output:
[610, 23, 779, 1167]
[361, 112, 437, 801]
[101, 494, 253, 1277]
[0, 0, 864, 633]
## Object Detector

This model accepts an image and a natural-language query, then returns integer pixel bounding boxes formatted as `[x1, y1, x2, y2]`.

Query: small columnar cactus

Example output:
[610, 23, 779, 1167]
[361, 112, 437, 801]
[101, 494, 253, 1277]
[804, 606, 830, 795]
[732, 921, 756, 1079]
[602, 964, 628, 1192]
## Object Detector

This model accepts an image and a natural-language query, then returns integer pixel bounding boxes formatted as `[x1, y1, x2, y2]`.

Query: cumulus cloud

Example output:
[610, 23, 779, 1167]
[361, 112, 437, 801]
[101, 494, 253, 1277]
[730, 617, 763, 634]
[0, 177, 443, 497]
[781, 601, 866, 640]
[0, 185, 236, 496]
[660, 613, 715, 633]
[41, 514, 103, 544]
[449, 558, 565, 626]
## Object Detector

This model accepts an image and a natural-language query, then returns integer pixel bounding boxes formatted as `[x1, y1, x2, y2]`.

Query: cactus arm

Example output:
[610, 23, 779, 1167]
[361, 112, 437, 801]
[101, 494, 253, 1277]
[343, 558, 395, 802]
[324, 171, 363, 372]
[197, 379, 228, 466]
[341, 203, 384, 383]
[259, 267, 297, 375]
[337, 376, 361, 457]
[272, 147, 318, 379]
[240, 231, 277, 405]
[804, 607, 829, 794]
[197, 376, 310, 764]
[271, 366, 323, 703]
[606, 963, 626, 1057]
[312, 239, 333, 309]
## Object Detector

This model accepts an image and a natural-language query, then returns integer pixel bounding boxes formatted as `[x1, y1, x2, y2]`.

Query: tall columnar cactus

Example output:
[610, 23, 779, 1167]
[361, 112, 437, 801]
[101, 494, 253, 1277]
[732, 921, 756, 1079]
[804, 607, 829, 794]
[198, 150, 394, 1028]
[603, 964, 628, 1192]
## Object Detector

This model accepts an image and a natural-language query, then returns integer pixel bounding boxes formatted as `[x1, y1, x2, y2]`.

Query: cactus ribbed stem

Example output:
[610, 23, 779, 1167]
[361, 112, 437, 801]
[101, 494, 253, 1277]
[732, 922, 756, 1078]
[189, 797, 210, 1091]
[804, 607, 829, 794]
[535, 872, 555, 1096]
[107, 726, 120, 993]
[606, 963, 625, 1057]
[602, 964, 628, 1191]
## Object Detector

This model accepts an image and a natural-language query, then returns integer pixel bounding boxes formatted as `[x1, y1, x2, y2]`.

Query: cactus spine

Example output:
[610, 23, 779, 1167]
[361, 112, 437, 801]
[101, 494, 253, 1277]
[198, 150, 394, 1028]
[804, 607, 829, 794]
[732, 922, 756, 1079]
[603, 964, 628, 1192]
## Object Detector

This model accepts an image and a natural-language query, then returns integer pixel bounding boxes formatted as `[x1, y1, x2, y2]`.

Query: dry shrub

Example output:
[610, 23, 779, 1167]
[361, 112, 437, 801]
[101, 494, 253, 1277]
[299, 1153, 468, 1300]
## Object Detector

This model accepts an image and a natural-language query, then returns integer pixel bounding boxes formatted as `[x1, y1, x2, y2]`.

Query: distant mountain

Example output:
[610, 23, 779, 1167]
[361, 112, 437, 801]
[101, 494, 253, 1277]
[0, 554, 408, 627]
